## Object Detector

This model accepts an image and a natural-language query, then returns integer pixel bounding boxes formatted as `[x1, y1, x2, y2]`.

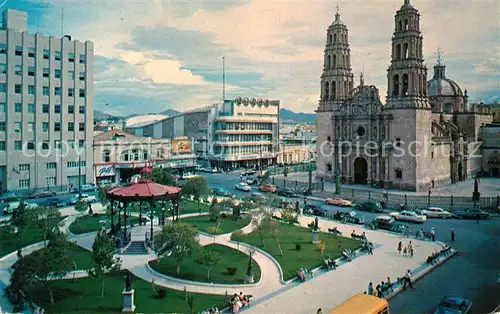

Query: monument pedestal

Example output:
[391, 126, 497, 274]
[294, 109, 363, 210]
[312, 230, 320, 244]
[122, 289, 136, 313]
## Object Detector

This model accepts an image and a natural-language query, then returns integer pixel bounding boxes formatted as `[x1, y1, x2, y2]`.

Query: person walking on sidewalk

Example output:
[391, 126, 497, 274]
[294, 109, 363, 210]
[430, 227, 436, 241]
[451, 228, 455, 242]
[408, 241, 414, 257]
[397, 241, 402, 254]
[403, 269, 413, 290]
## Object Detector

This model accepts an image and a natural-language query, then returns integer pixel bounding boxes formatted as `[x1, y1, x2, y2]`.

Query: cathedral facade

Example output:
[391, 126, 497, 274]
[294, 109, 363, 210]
[316, 0, 492, 192]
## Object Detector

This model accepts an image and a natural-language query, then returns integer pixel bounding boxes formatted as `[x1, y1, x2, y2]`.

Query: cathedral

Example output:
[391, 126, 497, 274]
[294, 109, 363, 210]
[316, 0, 493, 192]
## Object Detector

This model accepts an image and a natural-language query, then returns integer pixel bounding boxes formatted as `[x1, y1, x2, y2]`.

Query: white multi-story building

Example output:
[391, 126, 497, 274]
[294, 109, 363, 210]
[0, 9, 94, 193]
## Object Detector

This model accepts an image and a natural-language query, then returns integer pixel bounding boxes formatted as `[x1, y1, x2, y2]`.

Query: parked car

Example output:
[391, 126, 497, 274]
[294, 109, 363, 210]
[246, 176, 258, 185]
[453, 209, 491, 220]
[259, 184, 277, 193]
[243, 169, 256, 175]
[390, 210, 427, 223]
[341, 211, 365, 224]
[419, 207, 453, 219]
[433, 296, 472, 314]
[0, 191, 23, 202]
[369, 215, 407, 232]
[305, 204, 328, 216]
[82, 184, 98, 192]
[48, 197, 68, 208]
[355, 200, 385, 213]
[28, 189, 56, 199]
[2, 201, 30, 215]
[272, 197, 293, 209]
[212, 188, 233, 197]
[235, 182, 252, 192]
[250, 191, 266, 200]
[325, 197, 353, 207]
[276, 187, 297, 197]
[69, 194, 96, 205]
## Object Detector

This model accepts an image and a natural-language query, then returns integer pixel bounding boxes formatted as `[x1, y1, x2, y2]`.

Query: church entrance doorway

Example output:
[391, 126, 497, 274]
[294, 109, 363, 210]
[457, 162, 463, 181]
[354, 157, 368, 184]
[492, 167, 499, 178]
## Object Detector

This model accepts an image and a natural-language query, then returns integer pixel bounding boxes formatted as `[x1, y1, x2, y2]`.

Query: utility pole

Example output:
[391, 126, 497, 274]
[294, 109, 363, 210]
[78, 153, 82, 198]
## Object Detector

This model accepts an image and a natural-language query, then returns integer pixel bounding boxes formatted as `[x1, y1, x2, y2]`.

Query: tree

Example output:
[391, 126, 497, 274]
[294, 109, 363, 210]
[281, 207, 299, 231]
[89, 229, 122, 297]
[11, 200, 34, 228]
[195, 250, 221, 281]
[151, 167, 174, 186]
[9, 236, 71, 304]
[74, 200, 87, 212]
[251, 210, 272, 248]
[98, 187, 110, 207]
[270, 220, 284, 256]
[181, 177, 209, 214]
[34, 206, 62, 243]
[209, 198, 221, 222]
[260, 171, 271, 184]
[153, 223, 200, 275]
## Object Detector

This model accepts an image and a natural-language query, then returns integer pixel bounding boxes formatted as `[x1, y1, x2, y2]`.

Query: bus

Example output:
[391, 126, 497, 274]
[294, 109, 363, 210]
[328, 293, 390, 314]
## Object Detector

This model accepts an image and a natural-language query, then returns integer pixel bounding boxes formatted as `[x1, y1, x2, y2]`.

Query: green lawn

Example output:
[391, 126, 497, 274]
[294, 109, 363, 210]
[180, 214, 251, 235]
[233, 222, 362, 280]
[127, 199, 210, 218]
[0, 218, 63, 258]
[17, 241, 93, 271]
[24, 271, 227, 313]
[69, 214, 141, 235]
[149, 244, 261, 284]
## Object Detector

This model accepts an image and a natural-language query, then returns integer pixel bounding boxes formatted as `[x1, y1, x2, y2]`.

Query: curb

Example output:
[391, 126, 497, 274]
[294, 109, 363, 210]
[145, 260, 262, 289]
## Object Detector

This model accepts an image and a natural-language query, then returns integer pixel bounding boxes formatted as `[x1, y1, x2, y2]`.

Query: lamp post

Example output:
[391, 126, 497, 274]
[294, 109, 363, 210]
[78, 153, 82, 199]
[335, 144, 342, 195]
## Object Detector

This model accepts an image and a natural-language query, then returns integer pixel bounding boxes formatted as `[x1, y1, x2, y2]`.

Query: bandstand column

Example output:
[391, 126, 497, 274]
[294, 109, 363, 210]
[110, 200, 114, 228]
[150, 198, 154, 241]
[123, 202, 128, 238]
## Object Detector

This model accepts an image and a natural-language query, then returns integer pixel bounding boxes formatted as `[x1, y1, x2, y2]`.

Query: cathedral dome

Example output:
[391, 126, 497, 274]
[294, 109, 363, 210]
[427, 64, 463, 97]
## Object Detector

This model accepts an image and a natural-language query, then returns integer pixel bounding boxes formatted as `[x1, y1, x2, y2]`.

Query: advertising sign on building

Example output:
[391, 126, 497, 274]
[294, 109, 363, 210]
[172, 138, 192, 154]
[96, 165, 116, 177]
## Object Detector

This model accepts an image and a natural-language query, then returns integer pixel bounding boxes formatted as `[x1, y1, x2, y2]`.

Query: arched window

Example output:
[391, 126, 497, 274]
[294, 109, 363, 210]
[396, 44, 401, 60]
[157, 148, 165, 159]
[398, 20, 402, 31]
[324, 82, 329, 100]
[332, 81, 336, 100]
[42, 142, 49, 150]
[328, 34, 332, 44]
[404, 19, 408, 30]
[102, 150, 111, 162]
[326, 55, 331, 68]
[402, 74, 409, 96]
[444, 103, 453, 113]
[333, 54, 337, 67]
[27, 142, 35, 150]
[142, 150, 148, 160]
[121, 150, 131, 162]
[381, 126, 386, 139]
[334, 33, 337, 42]
[403, 43, 408, 59]
[393, 75, 400, 96]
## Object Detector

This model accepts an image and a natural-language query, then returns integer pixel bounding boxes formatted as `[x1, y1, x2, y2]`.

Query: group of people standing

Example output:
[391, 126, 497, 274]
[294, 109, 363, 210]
[366, 277, 395, 298]
[397, 240, 414, 257]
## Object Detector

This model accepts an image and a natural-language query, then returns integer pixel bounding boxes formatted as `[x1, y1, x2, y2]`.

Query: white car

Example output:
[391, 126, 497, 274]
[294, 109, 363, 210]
[235, 182, 252, 192]
[79, 194, 97, 203]
[420, 207, 452, 219]
[390, 210, 427, 223]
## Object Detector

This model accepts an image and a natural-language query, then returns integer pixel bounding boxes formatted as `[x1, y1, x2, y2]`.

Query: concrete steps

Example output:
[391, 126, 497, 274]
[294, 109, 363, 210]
[122, 241, 148, 255]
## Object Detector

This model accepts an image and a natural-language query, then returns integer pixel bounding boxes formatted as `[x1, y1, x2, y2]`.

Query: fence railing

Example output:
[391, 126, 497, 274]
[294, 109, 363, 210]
[271, 177, 323, 191]
[268, 163, 316, 175]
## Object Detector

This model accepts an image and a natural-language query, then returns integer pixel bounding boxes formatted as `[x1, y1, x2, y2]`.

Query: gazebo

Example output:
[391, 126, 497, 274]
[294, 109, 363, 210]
[106, 167, 182, 248]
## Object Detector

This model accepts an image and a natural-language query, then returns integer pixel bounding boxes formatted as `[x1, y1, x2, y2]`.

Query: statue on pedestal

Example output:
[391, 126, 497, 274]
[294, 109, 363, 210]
[125, 272, 132, 292]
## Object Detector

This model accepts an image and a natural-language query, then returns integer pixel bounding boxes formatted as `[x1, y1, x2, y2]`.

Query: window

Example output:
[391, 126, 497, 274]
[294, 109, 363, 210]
[28, 103, 35, 113]
[79, 122, 85, 131]
[327, 136, 331, 142]
[0, 141, 5, 151]
[54, 122, 61, 131]
[42, 141, 49, 149]
[121, 150, 130, 162]
[15, 141, 22, 151]
[68, 122, 74, 131]
[102, 150, 111, 162]
[54, 50, 61, 61]
[0, 64, 6, 74]
[28, 66, 35, 76]
[157, 148, 165, 159]
[15, 103, 22, 113]
[42, 122, 49, 132]
[327, 163, 332, 172]
[68, 52, 74, 62]
[68, 88, 74, 97]
[0, 84, 5, 93]
[55, 69, 61, 79]
[54, 140, 61, 149]
[395, 169, 403, 179]
[27, 142, 35, 150]
[79, 89, 85, 97]
[15, 46, 23, 56]
[19, 164, 30, 171]
[43, 49, 50, 59]
[47, 162, 57, 169]
[79, 71, 86, 80]
[28, 85, 35, 95]
[79, 106, 85, 114]
[0, 122, 5, 131]
[19, 180, 30, 188]
[0, 103, 4, 112]
[79, 140, 85, 148]
[55, 87, 61, 96]
[395, 137, 401, 147]
[431, 151, 434, 159]
[68, 105, 74, 114]
[46, 177, 56, 186]
[43, 68, 49, 78]
[356, 126, 366, 137]
[42, 104, 49, 113]
[0, 44, 6, 54]
[54, 104, 61, 113]
[15, 65, 22, 75]
[69, 71, 75, 80]
[28, 47, 35, 58]
[43, 86, 49, 96]
[27, 122, 34, 133]
[14, 122, 22, 133]
[79, 54, 86, 64]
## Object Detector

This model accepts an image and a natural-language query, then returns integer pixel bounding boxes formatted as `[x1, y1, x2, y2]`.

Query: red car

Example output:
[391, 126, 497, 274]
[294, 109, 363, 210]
[259, 184, 277, 193]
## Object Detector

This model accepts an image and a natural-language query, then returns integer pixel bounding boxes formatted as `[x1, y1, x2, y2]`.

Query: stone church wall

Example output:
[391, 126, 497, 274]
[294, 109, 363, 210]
[316, 111, 334, 178]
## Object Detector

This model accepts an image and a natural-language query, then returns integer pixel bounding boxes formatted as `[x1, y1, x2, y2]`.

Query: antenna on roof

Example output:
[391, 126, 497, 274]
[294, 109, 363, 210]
[222, 56, 226, 104]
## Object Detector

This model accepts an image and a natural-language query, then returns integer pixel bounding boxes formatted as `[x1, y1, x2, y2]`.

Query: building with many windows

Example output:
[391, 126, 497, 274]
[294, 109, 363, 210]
[0, 9, 94, 192]
[127, 97, 280, 170]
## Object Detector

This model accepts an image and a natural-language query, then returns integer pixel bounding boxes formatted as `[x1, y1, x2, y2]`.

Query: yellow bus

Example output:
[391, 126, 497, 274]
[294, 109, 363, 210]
[328, 293, 390, 314]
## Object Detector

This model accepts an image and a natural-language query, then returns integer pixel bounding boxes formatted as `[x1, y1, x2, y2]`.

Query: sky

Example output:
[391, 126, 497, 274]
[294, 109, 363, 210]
[6, 0, 500, 116]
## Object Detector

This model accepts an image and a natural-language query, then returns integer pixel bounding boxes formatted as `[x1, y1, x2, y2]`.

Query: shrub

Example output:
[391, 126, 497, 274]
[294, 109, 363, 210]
[231, 230, 244, 241]
[295, 244, 301, 251]
[157, 288, 166, 299]
[226, 267, 237, 276]
[207, 227, 223, 234]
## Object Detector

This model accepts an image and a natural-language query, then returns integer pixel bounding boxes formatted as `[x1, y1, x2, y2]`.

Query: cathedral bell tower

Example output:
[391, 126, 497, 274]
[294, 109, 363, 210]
[317, 8, 354, 112]
[386, 0, 429, 109]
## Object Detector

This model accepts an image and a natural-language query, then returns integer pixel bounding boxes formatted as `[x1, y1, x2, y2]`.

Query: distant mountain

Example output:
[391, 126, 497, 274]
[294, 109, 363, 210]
[280, 108, 315, 124]
[94, 110, 120, 121]
[159, 109, 181, 117]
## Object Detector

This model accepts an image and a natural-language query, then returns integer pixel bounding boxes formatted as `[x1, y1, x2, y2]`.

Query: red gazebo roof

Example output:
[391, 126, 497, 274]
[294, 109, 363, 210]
[106, 180, 182, 201]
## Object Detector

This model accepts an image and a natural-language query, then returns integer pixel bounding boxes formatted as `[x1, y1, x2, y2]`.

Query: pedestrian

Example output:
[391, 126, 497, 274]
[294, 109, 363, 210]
[88, 202, 93, 215]
[450, 228, 455, 242]
[397, 241, 402, 254]
[403, 246, 407, 257]
[430, 227, 436, 241]
[476, 214, 480, 224]
[408, 241, 414, 257]
[304, 198, 307, 207]
[403, 269, 413, 290]
[367, 282, 374, 295]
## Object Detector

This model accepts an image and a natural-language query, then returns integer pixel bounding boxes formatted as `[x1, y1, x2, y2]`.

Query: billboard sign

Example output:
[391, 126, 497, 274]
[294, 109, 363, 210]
[172, 138, 192, 154]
